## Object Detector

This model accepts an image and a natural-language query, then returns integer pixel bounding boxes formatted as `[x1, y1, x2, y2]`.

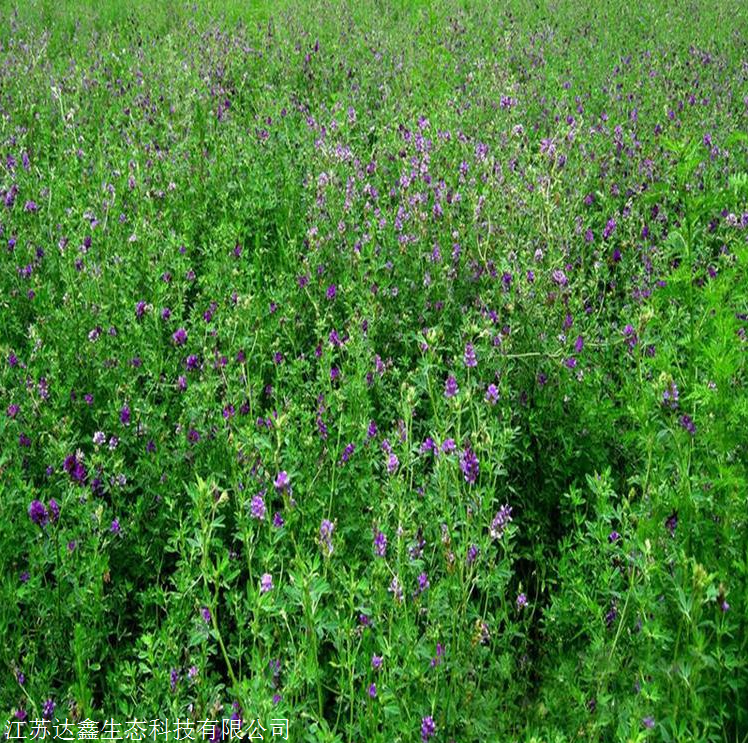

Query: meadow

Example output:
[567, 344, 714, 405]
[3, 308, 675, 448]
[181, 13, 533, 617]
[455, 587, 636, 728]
[1, 1, 747, 740]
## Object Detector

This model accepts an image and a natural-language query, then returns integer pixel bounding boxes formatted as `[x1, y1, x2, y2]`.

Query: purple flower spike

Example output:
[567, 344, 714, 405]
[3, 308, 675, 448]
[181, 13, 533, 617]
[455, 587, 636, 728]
[459, 446, 479, 484]
[421, 716, 436, 743]
[373, 530, 387, 557]
[490, 505, 512, 539]
[416, 572, 430, 594]
[251, 495, 266, 520]
[260, 573, 273, 594]
[41, 699, 55, 720]
[320, 519, 335, 557]
[386, 452, 399, 474]
[680, 414, 696, 436]
[603, 218, 617, 239]
[444, 375, 459, 398]
[463, 343, 477, 368]
[28, 500, 48, 527]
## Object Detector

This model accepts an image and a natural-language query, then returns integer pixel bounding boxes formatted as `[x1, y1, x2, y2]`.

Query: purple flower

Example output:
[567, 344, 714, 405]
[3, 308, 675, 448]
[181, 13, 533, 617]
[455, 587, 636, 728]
[135, 301, 147, 319]
[6, 403, 19, 418]
[431, 643, 445, 666]
[110, 519, 121, 534]
[621, 323, 638, 350]
[273, 512, 285, 528]
[416, 572, 430, 594]
[467, 544, 479, 564]
[663, 380, 679, 409]
[386, 452, 399, 474]
[340, 442, 355, 464]
[172, 327, 187, 346]
[28, 500, 48, 527]
[120, 405, 131, 425]
[170, 668, 179, 693]
[389, 576, 404, 602]
[603, 218, 617, 239]
[490, 504, 512, 539]
[517, 593, 528, 610]
[260, 573, 274, 594]
[367, 420, 378, 439]
[463, 343, 477, 368]
[41, 699, 55, 720]
[326, 284, 337, 300]
[371, 654, 383, 670]
[274, 471, 290, 491]
[93, 431, 106, 446]
[680, 414, 696, 436]
[444, 375, 459, 398]
[320, 519, 335, 557]
[459, 446, 479, 485]
[642, 717, 655, 730]
[605, 602, 618, 628]
[485, 384, 499, 404]
[421, 437, 437, 455]
[421, 715, 436, 743]
[251, 495, 266, 520]
[373, 530, 387, 557]
[552, 268, 568, 287]
[368, 683, 377, 699]
[200, 606, 212, 624]
[441, 438, 456, 454]
[48, 499, 60, 523]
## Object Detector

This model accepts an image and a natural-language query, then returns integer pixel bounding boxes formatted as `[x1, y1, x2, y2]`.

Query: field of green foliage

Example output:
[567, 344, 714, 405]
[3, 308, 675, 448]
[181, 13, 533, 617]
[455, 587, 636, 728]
[1, 1, 748, 740]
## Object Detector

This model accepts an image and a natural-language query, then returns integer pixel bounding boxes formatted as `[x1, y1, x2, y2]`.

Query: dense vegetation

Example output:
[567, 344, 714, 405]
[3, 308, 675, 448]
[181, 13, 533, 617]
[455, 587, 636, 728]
[1, 1, 747, 740]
